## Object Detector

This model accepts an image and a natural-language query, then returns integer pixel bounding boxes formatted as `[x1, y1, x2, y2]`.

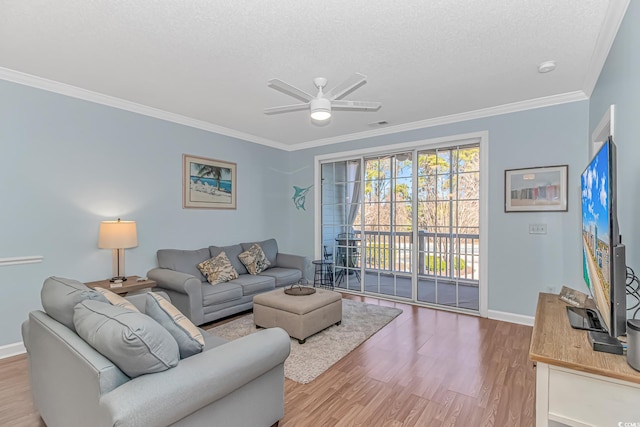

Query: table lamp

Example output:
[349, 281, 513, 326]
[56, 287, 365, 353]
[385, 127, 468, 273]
[98, 218, 138, 282]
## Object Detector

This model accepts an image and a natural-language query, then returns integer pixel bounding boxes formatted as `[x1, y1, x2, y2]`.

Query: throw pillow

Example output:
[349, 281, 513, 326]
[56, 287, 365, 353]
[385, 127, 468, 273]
[146, 292, 205, 359]
[240, 238, 278, 268]
[209, 244, 248, 275]
[41, 276, 109, 331]
[238, 244, 271, 275]
[73, 300, 179, 378]
[197, 251, 239, 285]
[93, 287, 140, 312]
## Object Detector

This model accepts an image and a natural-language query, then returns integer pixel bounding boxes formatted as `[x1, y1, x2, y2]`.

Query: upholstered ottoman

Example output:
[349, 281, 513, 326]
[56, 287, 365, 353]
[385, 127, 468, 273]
[253, 288, 342, 344]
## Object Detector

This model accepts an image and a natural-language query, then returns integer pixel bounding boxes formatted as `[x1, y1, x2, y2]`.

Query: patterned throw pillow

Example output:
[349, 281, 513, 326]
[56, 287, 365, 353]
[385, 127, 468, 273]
[93, 287, 140, 312]
[238, 243, 271, 275]
[197, 251, 239, 285]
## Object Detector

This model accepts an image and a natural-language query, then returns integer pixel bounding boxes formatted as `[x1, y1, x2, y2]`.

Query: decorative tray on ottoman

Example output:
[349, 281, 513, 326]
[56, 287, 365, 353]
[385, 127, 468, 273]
[284, 283, 316, 296]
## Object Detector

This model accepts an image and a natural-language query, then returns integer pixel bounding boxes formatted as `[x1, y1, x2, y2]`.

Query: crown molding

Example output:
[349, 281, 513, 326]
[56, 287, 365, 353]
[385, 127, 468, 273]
[1, 67, 589, 153]
[0, 67, 288, 151]
[290, 91, 588, 151]
[582, 0, 630, 97]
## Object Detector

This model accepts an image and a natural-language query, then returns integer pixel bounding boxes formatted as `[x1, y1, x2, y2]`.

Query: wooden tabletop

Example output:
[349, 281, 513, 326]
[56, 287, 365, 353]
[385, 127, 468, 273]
[85, 275, 156, 295]
[529, 292, 640, 384]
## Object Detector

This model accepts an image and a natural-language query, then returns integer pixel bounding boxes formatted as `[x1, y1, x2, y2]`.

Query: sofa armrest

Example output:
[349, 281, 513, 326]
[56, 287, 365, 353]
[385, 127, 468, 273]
[100, 328, 291, 427]
[276, 253, 307, 275]
[147, 268, 206, 325]
[146, 268, 202, 295]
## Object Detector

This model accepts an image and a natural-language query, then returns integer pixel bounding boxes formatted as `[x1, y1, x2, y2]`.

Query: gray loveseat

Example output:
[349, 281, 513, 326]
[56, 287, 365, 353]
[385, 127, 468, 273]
[147, 238, 307, 326]
[22, 277, 290, 427]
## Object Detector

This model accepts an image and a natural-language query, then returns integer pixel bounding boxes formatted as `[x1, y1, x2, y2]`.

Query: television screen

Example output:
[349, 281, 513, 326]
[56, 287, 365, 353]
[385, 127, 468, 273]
[581, 139, 627, 338]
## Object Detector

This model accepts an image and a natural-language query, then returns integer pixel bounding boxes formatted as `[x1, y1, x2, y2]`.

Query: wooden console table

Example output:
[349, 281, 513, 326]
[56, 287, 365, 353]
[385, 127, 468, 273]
[529, 293, 640, 426]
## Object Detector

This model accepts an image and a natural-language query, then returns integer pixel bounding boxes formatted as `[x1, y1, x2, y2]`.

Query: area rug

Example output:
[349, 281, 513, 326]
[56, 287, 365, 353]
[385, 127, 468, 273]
[207, 299, 402, 384]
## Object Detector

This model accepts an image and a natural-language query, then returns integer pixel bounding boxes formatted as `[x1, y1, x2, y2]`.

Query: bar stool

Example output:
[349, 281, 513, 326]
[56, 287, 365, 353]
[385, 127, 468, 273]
[312, 259, 334, 289]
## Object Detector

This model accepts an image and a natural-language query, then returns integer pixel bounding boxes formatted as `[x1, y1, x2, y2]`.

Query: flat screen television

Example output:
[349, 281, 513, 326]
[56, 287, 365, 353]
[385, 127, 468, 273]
[581, 137, 626, 339]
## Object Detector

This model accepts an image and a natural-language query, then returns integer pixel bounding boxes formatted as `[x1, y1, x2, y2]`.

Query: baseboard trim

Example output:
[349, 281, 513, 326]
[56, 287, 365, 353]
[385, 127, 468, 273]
[0, 342, 26, 359]
[488, 310, 535, 326]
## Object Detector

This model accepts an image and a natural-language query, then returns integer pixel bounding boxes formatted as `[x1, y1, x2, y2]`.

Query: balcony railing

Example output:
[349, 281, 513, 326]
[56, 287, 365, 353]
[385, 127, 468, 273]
[351, 230, 479, 284]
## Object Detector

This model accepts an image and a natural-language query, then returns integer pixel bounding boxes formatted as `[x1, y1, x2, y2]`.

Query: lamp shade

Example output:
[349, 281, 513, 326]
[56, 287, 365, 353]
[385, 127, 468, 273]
[98, 219, 138, 249]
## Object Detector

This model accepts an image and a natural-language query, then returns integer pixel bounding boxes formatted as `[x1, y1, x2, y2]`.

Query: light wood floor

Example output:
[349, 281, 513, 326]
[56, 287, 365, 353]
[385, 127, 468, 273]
[1, 294, 535, 426]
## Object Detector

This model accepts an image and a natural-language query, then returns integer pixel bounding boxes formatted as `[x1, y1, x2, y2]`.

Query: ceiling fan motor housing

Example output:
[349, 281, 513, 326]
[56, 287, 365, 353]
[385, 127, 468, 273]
[313, 77, 328, 89]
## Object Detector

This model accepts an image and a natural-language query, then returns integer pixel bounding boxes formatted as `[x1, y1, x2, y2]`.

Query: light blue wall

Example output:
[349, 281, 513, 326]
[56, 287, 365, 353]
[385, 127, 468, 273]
[589, 0, 640, 275]
[0, 70, 597, 346]
[287, 101, 590, 318]
[0, 80, 290, 346]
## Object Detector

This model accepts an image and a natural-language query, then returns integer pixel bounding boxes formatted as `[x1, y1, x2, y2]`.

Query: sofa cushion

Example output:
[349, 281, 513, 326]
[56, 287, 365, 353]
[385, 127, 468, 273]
[73, 300, 179, 378]
[241, 238, 278, 268]
[229, 274, 276, 296]
[259, 267, 303, 287]
[197, 251, 239, 285]
[157, 248, 210, 281]
[201, 282, 243, 307]
[41, 276, 108, 331]
[209, 244, 248, 275]
[93, 287, 140, 312]
[146, 292, 205, 359]
[238, 244, 271, 275]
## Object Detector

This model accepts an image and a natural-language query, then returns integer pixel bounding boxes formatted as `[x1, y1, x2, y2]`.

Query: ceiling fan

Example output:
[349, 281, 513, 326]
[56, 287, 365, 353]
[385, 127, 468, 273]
[264, 73, 382, 121]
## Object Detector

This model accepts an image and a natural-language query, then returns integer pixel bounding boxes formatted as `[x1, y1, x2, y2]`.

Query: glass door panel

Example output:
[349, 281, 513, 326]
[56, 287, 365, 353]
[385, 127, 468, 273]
[321, 160, 362, 292]
[360, 152, 413, 299]
[416, 145, 480, 310]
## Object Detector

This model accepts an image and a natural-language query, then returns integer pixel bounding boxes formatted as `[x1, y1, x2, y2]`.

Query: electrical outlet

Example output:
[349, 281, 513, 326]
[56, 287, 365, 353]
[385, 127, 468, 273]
[529, 224, 547, 234]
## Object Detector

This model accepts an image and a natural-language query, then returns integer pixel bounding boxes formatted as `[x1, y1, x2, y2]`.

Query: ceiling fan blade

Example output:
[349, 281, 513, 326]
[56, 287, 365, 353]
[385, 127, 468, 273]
[264, 103, 309, 115]
[267, 79, 314, 102]
[326, 73, 368, 100]
[332, 100, 382, 111]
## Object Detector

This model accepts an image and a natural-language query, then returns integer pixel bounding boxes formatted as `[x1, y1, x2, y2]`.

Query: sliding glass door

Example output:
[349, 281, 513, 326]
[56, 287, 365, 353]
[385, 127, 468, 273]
[320, 141, 480, 312]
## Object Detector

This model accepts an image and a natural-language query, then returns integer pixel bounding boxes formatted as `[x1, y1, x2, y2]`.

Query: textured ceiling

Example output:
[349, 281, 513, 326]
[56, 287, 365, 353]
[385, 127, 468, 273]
[0, 1, 627, 150]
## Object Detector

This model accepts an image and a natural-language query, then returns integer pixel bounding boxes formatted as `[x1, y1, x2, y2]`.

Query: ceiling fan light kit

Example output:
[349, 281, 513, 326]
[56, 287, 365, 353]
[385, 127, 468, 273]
[310, 98, 331, 121]
[264, 73, 381, 124]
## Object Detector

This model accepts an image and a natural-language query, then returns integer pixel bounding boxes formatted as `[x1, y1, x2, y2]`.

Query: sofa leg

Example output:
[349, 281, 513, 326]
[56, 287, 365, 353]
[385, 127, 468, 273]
[271, 421, 280, 427]
[298, 338, 306, 344]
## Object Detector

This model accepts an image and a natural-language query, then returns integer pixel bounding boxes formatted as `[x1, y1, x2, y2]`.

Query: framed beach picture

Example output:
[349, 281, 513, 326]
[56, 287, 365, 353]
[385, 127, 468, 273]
[183, 154, 237, 209]
[505, 165, 568, 212]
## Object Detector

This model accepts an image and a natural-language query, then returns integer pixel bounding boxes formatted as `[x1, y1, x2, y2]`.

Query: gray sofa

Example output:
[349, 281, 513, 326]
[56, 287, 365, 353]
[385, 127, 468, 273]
[147, 238, 307, 326]
[22, 277, 291, 427]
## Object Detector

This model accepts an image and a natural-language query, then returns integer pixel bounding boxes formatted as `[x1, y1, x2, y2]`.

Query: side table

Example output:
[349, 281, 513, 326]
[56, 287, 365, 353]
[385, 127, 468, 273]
[312, 260, 334, 289]
[86, 275, 156, 295]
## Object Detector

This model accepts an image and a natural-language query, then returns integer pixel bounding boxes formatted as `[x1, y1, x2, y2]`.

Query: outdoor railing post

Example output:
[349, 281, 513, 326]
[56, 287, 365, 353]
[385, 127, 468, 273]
[418, 231, 425, 275]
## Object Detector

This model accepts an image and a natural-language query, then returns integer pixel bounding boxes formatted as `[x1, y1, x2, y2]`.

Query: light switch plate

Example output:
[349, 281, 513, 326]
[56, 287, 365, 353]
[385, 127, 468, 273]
[529, 224, 547, 234]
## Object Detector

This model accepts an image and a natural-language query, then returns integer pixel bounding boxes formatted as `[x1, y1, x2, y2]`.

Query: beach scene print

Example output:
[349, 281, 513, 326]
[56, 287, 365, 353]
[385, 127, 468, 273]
[508, 170, 561, 206]
[505, 165, 567, 212]
[183, 155, 236, 209]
